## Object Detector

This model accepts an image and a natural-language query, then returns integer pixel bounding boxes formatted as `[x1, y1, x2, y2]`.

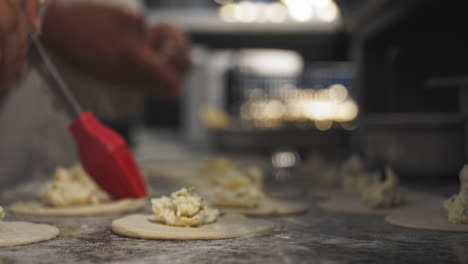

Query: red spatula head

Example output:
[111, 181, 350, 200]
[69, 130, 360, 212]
[69, 111, 147, 199]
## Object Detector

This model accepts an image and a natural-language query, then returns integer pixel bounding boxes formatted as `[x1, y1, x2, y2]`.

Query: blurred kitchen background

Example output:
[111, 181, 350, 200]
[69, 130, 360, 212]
[141, 0, 356, 169]
[141, 0, 468, 182]
[3, 0, 466, 183]
[140, 0, 468, 182]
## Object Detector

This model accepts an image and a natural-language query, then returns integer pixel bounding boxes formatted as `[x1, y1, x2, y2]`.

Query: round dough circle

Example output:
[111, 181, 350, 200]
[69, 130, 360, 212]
[385, 198, 468, 232]
[112, 214, 275, 240]
[0, 221, 59, 247]
[318, 192, 435, 215]
[9, 199, 145, 216]
[220, 196, 308, 216]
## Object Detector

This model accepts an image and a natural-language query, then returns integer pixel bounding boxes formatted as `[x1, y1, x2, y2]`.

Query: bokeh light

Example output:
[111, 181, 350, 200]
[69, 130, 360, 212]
[266, 2, 289, 23]
[272, 152, 297, 168]
[316, 1, 339, 22]
[282, 0, 314, 22]
[309, 0, 331, 9]
[328, 84, 348, 103]
[239, 84, 358, 130]
[238, 49, 304, 77]
[334, 99, 359, 122]
[218, 0, 340, 24]
[315, 120, 333, 131]
[219, 3, 237, 23]
[213, 0, 232, 5]
[235, 1, 258, 23]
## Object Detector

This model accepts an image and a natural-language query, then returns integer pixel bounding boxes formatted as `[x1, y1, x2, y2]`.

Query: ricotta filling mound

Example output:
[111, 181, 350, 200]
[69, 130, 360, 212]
[362, 167, 405, 209]
[202, 157, 264, 208]
[151, 188, 220, 227]
[341, 154, 379, 194]
[40, 165, 110, 207]
[444, 165, 468, 224]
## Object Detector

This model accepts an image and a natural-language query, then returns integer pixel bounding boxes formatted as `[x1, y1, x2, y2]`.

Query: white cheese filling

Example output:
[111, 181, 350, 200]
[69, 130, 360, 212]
[362, 167, 405, 209]
[202, 157, 265, 208]
[341, 154, 379, 194]
[444, 165, 468, 224]
[40, 165, 110, 207]
[151, 188, 220, 227]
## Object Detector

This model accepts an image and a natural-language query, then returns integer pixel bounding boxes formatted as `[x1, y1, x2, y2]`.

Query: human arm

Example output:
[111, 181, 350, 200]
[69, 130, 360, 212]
[0, 0, 40, 91]
[40, 2, 191, 97]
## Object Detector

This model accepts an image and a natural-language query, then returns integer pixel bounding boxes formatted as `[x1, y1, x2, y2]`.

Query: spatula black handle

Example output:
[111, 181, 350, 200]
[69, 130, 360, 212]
[29, 34, 83, 118]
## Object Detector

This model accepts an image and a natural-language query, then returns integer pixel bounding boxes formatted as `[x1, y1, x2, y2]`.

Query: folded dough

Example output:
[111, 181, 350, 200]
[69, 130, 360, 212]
[444, 165, 468, 224]
[362, 167, 405, 209]
[40, 165, 110, 207]
[151, 188, 220, 227]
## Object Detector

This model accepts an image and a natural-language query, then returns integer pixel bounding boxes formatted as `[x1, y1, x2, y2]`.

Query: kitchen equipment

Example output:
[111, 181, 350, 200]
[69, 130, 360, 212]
[216, 57, 354, 154]
[359, 113, 464, 177]
[352, 0, 468, 177]
[29, 35, 147, 199]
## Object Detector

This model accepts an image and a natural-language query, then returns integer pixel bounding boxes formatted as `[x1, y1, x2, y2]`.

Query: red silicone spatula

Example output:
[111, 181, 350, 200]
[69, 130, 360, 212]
[29, 34, 147, 199]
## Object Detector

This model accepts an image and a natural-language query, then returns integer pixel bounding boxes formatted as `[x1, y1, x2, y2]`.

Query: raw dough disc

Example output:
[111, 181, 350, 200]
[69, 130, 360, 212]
[385, 198, 468, 232]
[219, 196, 308, 216]
[0, 221, 59, 247]
[318, 192, 436, 215]
[9, 199, 145, 216]
[112, 214, 275, 240]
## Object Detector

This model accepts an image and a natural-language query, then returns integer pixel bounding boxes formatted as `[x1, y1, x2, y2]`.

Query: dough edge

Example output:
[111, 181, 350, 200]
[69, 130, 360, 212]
[318, 192, 438, 215]
[220, 196, 308, 216]
[8, 199, 145, 216]
[0, 221, 59, 247]
[385, 199, 468, 232]
[112, 214, 275, 240]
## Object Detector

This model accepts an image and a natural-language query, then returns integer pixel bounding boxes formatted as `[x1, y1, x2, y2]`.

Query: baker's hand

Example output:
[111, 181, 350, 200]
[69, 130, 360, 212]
[0, 0, 40, 91]
[149, 24, 191, 77]
[41, 3, 192, 97]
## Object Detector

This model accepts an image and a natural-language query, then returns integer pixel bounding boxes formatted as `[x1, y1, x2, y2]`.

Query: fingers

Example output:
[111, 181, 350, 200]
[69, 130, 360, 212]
[26, 0, 40, 30]
[149, 24, 192, 74]
[0, 0, 39, 89]
[0, 0, 32, 91]
[132, 46, 182, 97]
[36, 3, 190, 96]
[141, 24, 193, 96]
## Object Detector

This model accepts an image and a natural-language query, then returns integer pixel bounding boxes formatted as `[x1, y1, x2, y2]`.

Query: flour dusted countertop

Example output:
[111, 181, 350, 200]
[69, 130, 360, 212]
[1, 129, 467, 263]
[0, 174, 467, 264]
